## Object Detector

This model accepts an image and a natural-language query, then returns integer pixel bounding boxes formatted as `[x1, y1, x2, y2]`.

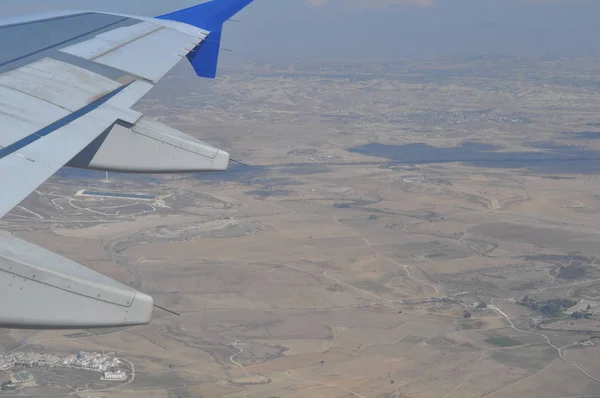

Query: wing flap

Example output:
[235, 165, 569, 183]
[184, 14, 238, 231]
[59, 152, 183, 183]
[24, 112, 104, 170]
[0, 81, 151, 219]
[0, 155, 53, 219]
[0, 109, 115, 219]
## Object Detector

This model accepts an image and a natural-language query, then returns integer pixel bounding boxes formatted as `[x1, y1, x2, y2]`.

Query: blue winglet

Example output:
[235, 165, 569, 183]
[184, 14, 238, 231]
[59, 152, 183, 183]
[158, 0, 254, 31]
[157, 0, 255, 79]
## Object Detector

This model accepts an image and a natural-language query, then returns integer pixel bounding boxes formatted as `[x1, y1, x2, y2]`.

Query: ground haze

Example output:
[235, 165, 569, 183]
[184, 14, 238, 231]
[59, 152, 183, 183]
[3, 56, 600, 397]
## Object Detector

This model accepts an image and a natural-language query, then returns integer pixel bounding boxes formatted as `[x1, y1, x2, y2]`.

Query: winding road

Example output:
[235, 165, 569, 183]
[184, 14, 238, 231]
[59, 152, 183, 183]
[491, 299, 600, 384]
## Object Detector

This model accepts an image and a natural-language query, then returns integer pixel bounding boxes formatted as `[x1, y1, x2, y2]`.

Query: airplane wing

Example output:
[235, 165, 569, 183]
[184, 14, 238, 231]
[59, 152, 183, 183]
[0, 0, 255, 329]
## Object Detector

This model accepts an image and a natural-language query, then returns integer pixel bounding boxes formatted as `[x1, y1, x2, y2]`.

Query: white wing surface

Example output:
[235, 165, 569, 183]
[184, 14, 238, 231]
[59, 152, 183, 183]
[0, 0, 255, 329]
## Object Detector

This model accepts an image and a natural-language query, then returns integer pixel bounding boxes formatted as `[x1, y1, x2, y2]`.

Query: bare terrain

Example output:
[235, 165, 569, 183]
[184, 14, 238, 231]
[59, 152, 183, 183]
[3, 56, 600, 397]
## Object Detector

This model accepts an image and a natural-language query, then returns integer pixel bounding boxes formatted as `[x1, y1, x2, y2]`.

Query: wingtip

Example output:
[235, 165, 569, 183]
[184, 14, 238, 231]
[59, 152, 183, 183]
[158, 0, 256, 31]
[158, 0, 255, 79]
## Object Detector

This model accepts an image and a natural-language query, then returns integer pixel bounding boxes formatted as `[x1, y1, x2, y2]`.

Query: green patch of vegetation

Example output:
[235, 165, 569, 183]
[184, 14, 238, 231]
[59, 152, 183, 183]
[246, 189, 293, 198]
[554, 313, 571, 321]
[518, 296, 577, 317]
[333, 202, 352, 209]
[485, 337, 523, 347]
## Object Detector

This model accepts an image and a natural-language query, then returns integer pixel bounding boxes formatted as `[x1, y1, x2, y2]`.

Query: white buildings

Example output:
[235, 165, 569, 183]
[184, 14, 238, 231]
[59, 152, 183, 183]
[0, 351, 126, 380]
[102, 370, 127, 381]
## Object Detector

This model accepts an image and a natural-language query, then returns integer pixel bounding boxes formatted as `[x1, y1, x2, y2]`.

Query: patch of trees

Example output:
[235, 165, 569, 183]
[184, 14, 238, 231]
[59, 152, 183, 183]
[557, 266, 586, 280]
[518, 296, 577, 317]
[571, 310, 592, 320]
[523, 254, 593, 280]
[571, 304, 593, 320]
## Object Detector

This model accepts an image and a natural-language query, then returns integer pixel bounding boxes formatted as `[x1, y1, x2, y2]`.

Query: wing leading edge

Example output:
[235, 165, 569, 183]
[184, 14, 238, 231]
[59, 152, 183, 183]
[0, 0, 256, 329]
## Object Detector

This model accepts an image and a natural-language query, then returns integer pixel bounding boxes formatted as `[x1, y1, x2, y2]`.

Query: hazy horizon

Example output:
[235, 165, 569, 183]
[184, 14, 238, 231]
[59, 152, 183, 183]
[1, 0, 600, 60]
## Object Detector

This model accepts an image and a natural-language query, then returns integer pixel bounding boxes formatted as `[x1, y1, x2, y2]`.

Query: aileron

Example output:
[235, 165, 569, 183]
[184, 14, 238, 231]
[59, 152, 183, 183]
[61, 22, 163, 60]
[60, 20, 207, 83]
[87, 28, 202, 83]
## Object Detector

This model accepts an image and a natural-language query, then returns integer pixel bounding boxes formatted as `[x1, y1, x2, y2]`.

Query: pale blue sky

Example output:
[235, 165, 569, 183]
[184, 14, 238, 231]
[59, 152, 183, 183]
[1, 0, 600, 59]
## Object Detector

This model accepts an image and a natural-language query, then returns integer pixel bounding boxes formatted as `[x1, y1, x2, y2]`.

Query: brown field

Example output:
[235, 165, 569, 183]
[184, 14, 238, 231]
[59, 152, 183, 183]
[3, 57, 600, 397]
